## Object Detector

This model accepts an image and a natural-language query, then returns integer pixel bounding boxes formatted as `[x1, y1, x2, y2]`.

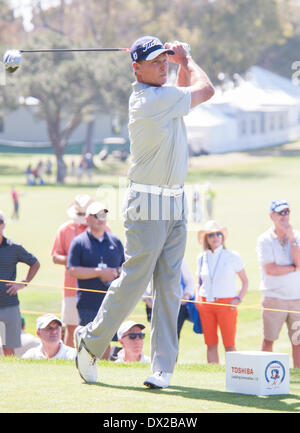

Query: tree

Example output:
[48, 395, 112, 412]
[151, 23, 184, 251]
[157, 0, 285, 82]
[258, 0, 300, 78]
[7, 31, 131, 183]
[2, 0, 292, 182]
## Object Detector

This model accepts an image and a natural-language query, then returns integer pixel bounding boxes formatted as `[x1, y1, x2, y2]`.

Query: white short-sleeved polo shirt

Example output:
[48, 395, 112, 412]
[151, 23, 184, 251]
[22, 341, 76, 360]
[128, 82, 191, 186]
[256, 228, 300, 299]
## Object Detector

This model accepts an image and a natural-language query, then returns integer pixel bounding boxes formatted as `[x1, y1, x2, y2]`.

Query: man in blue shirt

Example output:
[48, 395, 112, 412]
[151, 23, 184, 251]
[67, 201, 124, 358]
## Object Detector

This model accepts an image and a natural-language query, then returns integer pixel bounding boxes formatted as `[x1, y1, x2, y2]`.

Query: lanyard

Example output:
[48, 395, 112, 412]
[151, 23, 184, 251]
[206, 249, 223, 285]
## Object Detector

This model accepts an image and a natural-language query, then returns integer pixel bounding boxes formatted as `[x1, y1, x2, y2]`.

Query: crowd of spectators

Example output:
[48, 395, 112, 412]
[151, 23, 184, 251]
[1, 197, 299, 369]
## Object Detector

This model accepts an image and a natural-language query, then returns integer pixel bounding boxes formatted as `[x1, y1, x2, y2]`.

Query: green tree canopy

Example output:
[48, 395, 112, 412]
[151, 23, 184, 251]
[7, 30, 131, 182]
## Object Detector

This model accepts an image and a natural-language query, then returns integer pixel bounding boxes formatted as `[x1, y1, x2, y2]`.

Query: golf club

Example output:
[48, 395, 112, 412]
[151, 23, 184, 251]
[2, 42, 190, 74]
[2, 47, 131, 73]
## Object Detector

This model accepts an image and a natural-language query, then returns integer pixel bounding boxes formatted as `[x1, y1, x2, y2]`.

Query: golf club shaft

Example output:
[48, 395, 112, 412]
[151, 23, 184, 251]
[20, 48, 130, 53]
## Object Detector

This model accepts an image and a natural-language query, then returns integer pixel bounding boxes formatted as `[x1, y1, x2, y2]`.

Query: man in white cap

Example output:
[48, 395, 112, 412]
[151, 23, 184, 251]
[0, 209, 40, 356]
[115, 320, 150, 363]
[257, 200, 300, 367]
[22, 313, 76, 360]
[68, 201, 124, 359]
[74, 36, 214, 389]
[51, 194, 111, 347]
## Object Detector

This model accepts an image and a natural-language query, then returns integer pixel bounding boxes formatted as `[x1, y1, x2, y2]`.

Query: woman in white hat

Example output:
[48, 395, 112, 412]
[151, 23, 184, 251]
[195, 220, 248, 363]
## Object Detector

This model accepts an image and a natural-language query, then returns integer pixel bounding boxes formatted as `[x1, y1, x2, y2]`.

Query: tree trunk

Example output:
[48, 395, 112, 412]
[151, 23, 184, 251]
[54, 148, 66, 184]
[82, 119, 95, 156]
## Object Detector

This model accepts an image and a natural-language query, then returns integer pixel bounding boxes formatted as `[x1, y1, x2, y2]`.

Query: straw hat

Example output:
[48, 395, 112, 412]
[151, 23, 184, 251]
[67, 194, 94, 224]
[197, 220, 227, 245]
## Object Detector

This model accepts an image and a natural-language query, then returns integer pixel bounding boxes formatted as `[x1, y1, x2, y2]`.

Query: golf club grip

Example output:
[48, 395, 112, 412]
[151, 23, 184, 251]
[20, 48, 130, 53]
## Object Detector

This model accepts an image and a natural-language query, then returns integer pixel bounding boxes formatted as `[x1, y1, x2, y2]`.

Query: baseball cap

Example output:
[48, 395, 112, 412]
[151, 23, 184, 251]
[86, 201, 108, 216]
[270, 200, 290, 213]
[117, 320, 145, 340]
[36, 313, 62, 330]
[130, 36, 174, 62]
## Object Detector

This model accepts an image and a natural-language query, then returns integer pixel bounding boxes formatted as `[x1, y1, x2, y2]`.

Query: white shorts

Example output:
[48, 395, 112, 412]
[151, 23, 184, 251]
[61, 296, 79, 326]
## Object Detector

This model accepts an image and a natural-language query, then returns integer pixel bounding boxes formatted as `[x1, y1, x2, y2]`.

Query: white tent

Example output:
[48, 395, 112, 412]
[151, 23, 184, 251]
[184, 66, 300, 154]
[184, 103, 236, 154]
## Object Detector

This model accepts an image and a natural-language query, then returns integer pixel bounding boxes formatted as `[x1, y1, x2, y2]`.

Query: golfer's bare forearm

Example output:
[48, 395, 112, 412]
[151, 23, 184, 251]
[176, 57, 214, 107]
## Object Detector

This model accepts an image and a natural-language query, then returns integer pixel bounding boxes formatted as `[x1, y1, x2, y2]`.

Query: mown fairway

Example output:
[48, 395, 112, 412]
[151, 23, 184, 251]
[1, 142, 300, 412]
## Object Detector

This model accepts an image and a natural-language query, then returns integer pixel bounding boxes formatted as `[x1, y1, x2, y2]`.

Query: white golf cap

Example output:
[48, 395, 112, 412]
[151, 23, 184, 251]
[117, 320, 145, 340]
[36, 313, 62, 330]
[270, 200, 290, 213]
[86, 201, 108, 216]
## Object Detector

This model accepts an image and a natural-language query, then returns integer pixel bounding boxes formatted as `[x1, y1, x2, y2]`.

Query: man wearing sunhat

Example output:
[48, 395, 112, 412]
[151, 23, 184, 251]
[68, 201, 125, 359]
[114, 320, 150, 363]
[257, 200, 300, 367]
[73, 36, 214, 388]
[22, 313, 76, 360]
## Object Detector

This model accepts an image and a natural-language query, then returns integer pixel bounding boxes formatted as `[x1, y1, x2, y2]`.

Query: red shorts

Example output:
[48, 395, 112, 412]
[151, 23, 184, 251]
[196, 297, 237, 347]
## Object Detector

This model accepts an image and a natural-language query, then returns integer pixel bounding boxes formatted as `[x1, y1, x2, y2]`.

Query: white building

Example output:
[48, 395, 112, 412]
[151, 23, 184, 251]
[0, 98, 114, 151]
[1, 66, 300, 155]
[185, 66, 300, 155]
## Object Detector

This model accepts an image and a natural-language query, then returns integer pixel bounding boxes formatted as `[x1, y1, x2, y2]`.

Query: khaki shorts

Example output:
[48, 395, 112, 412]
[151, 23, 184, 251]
[61, 296, 79, 326]
[262, 296, 300, 344]
[0, 305, 21, 349]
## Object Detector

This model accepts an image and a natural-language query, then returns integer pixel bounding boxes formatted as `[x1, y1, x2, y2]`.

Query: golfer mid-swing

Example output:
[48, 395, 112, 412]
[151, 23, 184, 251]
[74, 36, 214, 389]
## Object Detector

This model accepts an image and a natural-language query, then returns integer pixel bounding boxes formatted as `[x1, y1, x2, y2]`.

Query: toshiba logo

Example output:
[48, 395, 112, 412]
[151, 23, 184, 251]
[231, 367, 254, 375]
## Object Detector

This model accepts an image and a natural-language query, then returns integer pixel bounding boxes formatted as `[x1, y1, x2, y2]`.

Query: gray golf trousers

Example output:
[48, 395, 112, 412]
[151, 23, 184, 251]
[82, 186, 187, 373]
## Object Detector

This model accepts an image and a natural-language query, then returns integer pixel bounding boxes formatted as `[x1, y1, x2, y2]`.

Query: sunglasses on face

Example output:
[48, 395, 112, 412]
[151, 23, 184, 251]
[276, 209, 290, 216]
[123, 332, 145, 340]
[207, 232, 223, 238]
[91, 211, 107, 220]
[41, 325, 61, 332]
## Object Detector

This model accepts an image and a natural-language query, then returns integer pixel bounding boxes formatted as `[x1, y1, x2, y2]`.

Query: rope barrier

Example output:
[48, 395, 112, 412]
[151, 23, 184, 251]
[2, 278, 300, 316]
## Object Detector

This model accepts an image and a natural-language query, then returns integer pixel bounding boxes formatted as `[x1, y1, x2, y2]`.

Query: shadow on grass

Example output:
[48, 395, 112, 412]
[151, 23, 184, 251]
[87, 382, 300, 413]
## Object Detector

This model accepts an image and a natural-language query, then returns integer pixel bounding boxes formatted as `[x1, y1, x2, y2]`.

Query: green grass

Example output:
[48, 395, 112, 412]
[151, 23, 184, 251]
[1, 358, 300, 413]
[1, 141, 300, 412]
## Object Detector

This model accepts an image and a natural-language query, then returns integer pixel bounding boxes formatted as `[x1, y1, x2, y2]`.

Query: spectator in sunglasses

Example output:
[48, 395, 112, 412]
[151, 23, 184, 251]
[115, 321, 150, 363]
[52, 194, 95, 347]
[195, 220, 248, 364]
[67, 201, 125, 359]
[257, 200, 300, 368]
